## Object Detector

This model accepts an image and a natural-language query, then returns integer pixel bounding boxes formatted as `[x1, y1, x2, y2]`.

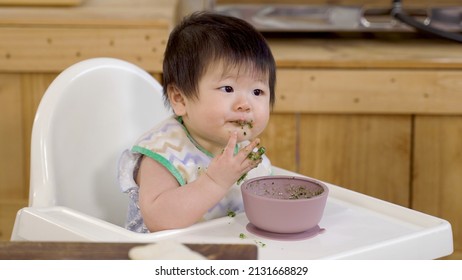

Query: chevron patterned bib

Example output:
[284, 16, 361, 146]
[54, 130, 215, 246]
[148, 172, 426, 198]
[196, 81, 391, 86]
[119, 116, 272, 233]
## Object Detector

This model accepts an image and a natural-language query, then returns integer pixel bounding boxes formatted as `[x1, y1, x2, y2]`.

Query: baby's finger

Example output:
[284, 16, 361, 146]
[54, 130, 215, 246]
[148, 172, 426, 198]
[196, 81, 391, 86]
[223, 131, 238, 156]
[243, 158, 263, 172]
[239, 138, 261, 157]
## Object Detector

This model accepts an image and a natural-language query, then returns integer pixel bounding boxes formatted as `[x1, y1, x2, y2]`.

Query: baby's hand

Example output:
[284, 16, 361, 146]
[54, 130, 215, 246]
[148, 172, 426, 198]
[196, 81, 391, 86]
[205, 132, 262, 189]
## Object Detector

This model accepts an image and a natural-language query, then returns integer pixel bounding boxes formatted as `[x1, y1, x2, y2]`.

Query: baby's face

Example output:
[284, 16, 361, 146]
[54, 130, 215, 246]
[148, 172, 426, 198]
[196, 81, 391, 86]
[180, 61, 271, 155]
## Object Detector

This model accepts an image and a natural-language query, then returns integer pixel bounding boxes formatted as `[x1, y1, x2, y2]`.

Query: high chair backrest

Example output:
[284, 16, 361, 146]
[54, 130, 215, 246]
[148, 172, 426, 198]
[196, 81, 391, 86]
[29, 58, 171, 226]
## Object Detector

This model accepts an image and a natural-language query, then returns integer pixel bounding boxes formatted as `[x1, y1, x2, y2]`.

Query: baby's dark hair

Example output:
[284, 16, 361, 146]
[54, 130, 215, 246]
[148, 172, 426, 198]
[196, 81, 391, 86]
[162, 11, 276, 107]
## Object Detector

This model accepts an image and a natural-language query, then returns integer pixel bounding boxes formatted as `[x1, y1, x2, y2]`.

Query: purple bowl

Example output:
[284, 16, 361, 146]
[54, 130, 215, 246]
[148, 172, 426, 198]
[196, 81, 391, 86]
[241, 175, 329, 234]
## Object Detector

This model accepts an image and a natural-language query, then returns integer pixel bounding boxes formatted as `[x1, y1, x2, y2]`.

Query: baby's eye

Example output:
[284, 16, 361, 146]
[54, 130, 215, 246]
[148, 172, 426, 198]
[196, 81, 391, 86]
[219, 86, 234, 93]
[253, 89, 264, 96]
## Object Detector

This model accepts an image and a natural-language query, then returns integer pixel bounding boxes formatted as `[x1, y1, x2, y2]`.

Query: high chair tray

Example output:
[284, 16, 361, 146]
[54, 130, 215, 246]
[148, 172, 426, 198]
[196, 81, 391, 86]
[146, 179, 453, 259]
[12, 172, 453, 259]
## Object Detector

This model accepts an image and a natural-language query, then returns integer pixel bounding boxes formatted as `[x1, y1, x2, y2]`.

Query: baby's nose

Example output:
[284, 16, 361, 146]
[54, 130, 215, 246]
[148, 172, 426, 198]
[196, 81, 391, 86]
[237, 103, 251, 112]
[235, 94, 251, 112]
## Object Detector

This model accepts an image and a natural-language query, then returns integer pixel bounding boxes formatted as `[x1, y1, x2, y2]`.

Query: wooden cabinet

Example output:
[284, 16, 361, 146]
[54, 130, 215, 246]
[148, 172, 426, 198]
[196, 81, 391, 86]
[413, 116, 462, 259]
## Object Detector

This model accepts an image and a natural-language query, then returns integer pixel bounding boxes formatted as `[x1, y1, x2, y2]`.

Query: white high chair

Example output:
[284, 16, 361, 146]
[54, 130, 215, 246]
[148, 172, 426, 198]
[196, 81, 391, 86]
[11, 58, 453, 259]
[11, 57, 173, 241]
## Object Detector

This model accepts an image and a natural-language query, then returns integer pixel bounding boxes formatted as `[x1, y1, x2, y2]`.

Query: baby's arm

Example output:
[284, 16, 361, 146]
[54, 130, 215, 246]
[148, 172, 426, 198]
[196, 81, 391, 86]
[137, 132, 262, 232]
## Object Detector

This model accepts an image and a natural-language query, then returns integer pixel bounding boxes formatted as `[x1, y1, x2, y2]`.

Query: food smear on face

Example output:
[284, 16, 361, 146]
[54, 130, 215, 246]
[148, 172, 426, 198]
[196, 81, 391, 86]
[235, 120, 253, 129]
[235, 120, 253, 137]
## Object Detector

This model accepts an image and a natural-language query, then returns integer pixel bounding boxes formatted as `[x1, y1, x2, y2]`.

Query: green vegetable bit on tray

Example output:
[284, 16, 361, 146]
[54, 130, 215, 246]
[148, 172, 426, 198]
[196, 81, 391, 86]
[227, 210, 236, 217]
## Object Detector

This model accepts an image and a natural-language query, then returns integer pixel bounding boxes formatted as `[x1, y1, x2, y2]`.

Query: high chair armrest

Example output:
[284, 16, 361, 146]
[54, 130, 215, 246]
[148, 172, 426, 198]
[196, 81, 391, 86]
[11, 206, 147, 242]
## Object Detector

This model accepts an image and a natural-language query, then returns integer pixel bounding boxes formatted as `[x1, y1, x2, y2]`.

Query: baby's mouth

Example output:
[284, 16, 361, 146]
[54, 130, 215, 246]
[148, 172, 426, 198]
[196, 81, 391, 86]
[231, 120, 253, 137]
[233, 120, 253, 129]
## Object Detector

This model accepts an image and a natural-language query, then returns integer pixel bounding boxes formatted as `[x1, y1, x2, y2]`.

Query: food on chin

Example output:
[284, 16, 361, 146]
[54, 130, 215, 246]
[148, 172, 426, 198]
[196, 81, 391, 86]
[234, 120, 253, 136]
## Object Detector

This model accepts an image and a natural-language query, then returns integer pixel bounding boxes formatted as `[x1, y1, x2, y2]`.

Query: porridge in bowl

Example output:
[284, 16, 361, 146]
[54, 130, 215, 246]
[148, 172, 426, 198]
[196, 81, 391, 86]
[241, 175, 328, 234]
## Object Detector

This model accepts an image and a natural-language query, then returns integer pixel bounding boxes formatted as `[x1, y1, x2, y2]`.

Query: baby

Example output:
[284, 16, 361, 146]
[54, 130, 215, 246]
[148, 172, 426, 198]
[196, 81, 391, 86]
[119, 11, 276, 233]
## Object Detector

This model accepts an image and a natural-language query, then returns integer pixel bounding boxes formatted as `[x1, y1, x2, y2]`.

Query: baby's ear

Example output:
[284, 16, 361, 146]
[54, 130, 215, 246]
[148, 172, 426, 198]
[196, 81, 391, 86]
[168, 85, 187, 116]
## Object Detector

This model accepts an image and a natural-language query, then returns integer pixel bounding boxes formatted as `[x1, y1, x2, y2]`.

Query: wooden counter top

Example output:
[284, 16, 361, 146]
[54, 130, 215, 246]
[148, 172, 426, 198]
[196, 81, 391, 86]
[2, 0, 461, 72]
[0, 0, 178, 72]
[0, 0, 176, 27]
[269, 37, 462, 69]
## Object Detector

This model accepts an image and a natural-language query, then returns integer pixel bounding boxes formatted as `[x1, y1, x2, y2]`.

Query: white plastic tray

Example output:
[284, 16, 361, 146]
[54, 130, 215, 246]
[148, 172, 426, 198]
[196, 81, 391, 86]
[144, 178, 453, 259]
[12, 168, 453, 259]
